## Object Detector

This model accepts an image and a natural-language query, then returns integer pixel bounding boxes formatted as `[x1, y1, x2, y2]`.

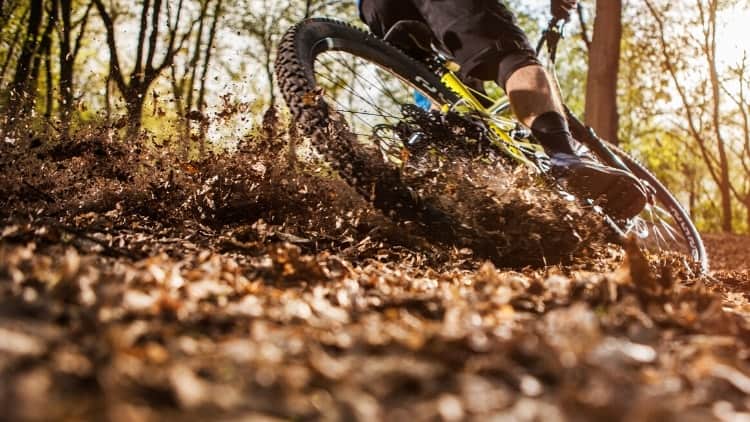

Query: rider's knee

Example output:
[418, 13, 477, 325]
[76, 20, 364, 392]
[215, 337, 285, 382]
[497, 52, 543, 91]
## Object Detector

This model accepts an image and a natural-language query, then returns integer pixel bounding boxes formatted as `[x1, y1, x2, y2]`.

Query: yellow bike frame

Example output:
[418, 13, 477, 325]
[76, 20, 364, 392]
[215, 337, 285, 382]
[439, 69, 546, 171]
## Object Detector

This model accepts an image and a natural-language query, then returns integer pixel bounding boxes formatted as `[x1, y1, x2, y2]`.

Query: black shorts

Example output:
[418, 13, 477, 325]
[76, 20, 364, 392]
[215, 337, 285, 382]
[359, 0, 540, 86]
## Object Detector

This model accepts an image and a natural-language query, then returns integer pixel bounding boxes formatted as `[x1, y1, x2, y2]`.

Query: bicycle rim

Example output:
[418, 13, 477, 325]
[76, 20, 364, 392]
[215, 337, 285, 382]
[606, 142, 708, 272]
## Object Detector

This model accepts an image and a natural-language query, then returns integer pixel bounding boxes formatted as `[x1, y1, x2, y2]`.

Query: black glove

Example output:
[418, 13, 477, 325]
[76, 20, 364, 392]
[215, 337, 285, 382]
[551, 0, 577, 20]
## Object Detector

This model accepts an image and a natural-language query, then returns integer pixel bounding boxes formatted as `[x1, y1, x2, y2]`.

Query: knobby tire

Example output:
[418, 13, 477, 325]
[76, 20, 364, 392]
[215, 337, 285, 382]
[275, 18, 507, 259]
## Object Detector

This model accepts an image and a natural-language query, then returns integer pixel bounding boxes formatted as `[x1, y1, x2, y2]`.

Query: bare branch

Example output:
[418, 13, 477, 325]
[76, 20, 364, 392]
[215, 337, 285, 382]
[92, 0, 127, 94]
[144, 0, 163, 74]
[133, 0, 151, 78]
[72, 2, 93, 59]
[644, 0, 722, 186]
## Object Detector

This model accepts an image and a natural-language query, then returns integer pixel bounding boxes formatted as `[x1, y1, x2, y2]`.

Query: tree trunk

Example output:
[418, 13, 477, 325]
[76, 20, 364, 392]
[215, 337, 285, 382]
[105, 70, 112, 120]
[31, 0, 57, 119]
[719, 157, 732, 232]
[125, 90, 145, 140]
[94, 0, 188, 141]
[185, 0, 209, 114]
[182, 0, 210, 157]
[584, 0, 622, 144]
[58, 0, 77, 137]
[196, 0, 222, 150]
[0, 6, 30, 85]
[8, 0, 43, 116]
[264, 37, 275, 108]
[44, 43, 53, 120]
[703, 0, 732, 232]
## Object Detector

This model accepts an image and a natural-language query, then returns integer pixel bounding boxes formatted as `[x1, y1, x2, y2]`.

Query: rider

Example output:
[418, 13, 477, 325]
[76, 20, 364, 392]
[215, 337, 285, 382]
[358, 0, 647, 219]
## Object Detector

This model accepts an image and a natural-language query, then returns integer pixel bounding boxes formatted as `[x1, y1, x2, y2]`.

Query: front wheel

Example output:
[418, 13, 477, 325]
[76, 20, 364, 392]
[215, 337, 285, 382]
[605, 142, 708, 272]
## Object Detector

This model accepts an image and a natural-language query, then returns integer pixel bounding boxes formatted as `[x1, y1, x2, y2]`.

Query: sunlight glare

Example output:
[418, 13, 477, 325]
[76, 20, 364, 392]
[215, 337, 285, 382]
[717, 5, 750, 69]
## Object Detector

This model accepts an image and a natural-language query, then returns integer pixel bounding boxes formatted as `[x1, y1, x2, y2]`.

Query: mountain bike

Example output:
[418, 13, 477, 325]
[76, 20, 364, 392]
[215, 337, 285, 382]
[275, 17, 708, 272]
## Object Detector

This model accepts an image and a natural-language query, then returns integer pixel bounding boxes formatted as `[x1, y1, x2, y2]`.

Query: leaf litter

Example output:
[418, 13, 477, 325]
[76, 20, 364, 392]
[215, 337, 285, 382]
[0, 121, 749, 421]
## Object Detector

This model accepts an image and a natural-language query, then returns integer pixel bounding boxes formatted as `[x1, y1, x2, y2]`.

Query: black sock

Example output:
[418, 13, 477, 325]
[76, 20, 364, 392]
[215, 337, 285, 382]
[530, 111, 575, 155]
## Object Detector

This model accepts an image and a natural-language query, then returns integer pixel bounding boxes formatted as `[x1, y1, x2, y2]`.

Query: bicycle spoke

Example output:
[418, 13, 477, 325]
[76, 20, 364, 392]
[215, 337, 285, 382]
[320, 81, 398, 128]
[330, 53, 409, 106]
[647, 206, 667, 251]
[326, 94, 381, 133]
[331, 109, 403, 120]
[320, 76, 403, 124]
[318, 56, 407, 118]
[657, 218, 681, 244]
[317, 58, 383, 110]
[312, 51, 431, 163]
[330, 63, 389, 115]
[317, 68, 395, 120]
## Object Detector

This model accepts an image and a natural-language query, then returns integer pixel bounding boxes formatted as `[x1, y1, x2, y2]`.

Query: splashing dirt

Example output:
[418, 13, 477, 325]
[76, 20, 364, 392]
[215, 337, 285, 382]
[1, 124, 749, 421]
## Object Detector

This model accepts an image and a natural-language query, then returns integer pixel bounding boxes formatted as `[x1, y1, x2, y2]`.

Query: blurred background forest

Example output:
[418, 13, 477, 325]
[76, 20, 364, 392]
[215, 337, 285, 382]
[2, 0, 750, 234]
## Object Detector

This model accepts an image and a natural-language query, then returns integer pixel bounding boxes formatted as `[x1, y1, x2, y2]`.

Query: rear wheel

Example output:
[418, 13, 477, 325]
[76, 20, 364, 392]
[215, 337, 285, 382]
[275, 18, 508, 258]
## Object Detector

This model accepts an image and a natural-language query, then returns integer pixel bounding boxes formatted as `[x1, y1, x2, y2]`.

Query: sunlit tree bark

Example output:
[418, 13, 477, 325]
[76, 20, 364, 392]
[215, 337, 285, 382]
[32, 0, 57, 120]
[171, 0, 210, 157]
[0, 5, 30, 88]
[584, 0, 622, 144]
[723, 56, 750, 230]
[7, 0, 43, 117]
[195, 0, 221, 155]
[169, 0, 222, 158]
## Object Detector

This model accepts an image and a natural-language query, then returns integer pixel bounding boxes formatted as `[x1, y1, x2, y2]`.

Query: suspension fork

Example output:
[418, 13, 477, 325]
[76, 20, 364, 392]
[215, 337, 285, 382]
[564, 106, 633, 174]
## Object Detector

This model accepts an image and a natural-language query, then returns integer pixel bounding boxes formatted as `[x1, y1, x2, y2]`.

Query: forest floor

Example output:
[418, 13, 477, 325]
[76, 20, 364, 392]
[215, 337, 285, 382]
[1, 127, 750, 422]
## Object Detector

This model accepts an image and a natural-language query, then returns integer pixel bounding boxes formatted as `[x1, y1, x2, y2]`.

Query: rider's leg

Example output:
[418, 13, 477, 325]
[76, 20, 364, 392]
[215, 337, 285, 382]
[499, 61, 646, 218]
[503, 64, 575, 155]
[505, 65, 563, 125]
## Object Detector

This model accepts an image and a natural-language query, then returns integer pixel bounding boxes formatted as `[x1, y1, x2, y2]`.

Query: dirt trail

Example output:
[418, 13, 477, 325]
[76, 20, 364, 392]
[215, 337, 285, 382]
[1, 131, 749, 421]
